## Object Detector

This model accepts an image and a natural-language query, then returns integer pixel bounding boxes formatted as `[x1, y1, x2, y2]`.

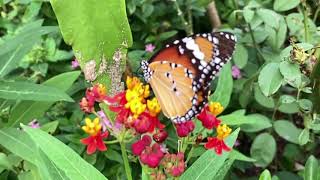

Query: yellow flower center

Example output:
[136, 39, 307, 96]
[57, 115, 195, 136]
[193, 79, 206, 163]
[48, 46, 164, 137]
[126, 76, 141, 90]
[96, 83, 106, 96]
[147, 97, 161, 116]
[216, 124, 232, 140]
[208, 102, 224, 116]
[128, 98, 146, 118]
[81, 117, 101, 136]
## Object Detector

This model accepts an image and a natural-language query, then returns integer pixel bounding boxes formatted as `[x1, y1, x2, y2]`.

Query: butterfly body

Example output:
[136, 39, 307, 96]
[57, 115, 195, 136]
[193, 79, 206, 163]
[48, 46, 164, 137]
[141, 32, 236, 124]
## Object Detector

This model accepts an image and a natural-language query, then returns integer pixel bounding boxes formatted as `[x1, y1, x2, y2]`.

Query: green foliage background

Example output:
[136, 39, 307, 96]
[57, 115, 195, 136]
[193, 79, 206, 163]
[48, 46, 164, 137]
[0, 0, 320, 179]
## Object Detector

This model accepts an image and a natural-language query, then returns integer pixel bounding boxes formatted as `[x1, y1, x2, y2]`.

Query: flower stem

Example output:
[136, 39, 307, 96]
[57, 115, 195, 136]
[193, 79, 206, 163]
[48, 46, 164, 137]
[302, 3, 310, 43]
[173, 0, 193, 35]
[120, 141, 132, 180]
[248, 24, 264, 65]
[103, 140, 119, 144]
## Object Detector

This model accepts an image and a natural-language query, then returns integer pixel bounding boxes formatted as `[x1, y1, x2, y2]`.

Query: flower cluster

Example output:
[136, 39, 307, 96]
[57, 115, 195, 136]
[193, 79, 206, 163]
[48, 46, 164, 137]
[106, 76, 164, 134]
[77, 76, 235, 179]
[80, 117, 109, 154]
[161, 152, 185, 177]
[79, 83, 107, 113]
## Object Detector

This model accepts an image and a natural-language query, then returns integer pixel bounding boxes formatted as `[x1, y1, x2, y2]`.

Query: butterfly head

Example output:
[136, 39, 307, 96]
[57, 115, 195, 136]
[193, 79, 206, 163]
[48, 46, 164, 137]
[141, 60, 152, 82]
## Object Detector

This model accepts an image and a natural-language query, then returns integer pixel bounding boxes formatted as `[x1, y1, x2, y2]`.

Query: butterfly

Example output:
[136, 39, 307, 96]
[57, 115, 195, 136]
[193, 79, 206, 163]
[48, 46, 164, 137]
[141, 32, 236, 124]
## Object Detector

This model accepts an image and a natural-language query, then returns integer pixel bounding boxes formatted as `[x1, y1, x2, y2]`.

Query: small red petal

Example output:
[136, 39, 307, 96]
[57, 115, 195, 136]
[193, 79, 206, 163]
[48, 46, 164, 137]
[80, 136, 94, 145]
[87, 143, 97, 155]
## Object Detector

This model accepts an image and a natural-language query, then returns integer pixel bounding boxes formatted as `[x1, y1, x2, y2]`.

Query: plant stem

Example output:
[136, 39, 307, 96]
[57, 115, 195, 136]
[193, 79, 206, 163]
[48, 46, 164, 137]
[248, 24, 264, 65]
[173, 0, 193, 35]
[313, 6, 320, 22]
[103, 140, 119, 144]
[302, 3, 310, 43]
[120, 141, 132, 180]
[185, 146, 194, 164]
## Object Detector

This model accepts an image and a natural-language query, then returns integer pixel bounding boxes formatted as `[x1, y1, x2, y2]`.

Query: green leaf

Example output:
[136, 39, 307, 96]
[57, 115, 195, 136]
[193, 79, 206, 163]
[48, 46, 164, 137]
[276, 17, 287, 49]
[0, 128, 37, 164]
[104, 148, 123, 164]
[0, 81, 73, 102]
[298, 99, 313, 112]
[229, 150, 256, 162]
[243, 7, 254, 23]
[304, 155, 319, 180]
[210, 62, 233, 108]
[250, 133, 276, 168]
[279, 61, 301, 82]
[22, 126, 107, 180]
[298, 128, 310, 145]
[258, 63, 283, 96]
[0, 20, 57, 78]
[7, 71, 80, 127]
[274, 120, 302, 144]
[213, 158, 235, 180]
[0, 153, 12, 170]
[254, 84, 275, 109]
[233, 44, 248, 69]
[274, 0, 300, 12]
[180, 128, 240, 180]
[40, 121, 59, 134]
[241, 114, 272, 132]
[279, 95, 296, 104]
[259, 169, 272, 180]
[257, 9, 280, 28]
[50, 0, 132, 86]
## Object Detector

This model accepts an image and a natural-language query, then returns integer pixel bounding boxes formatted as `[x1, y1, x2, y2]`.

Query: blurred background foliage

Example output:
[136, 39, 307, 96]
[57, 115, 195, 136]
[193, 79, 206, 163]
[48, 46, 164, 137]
[0, 0, 320, 179]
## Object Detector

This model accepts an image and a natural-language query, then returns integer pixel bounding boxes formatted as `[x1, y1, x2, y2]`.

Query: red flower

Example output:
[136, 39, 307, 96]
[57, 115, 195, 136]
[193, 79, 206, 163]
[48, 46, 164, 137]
[197, 106, 221, 129]
[140, 143, 164, 168]
[91, 84, 107, 102]
[105, 92, 132, 124]
[80, 131, 109, 154]
[153, 130, 168, 143]
[79, 97, 95, 113]
[134, 112, 165, 134]
[132, 135, 152, 156]
[204, 137, 231, 155]
[175, 121, 195, 137]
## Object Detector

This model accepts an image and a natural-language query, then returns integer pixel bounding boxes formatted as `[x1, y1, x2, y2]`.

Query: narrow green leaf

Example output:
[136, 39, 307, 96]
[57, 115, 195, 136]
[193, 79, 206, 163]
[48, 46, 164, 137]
[0, 128, 38, 164]
[22, 126, 107, 180]
[210, 62, 233, 108]
[7, 71, 80, 127]
[0, 81, 73, 102]
[40, 121, 59, 134]
[180, 128, 240, 180]
[229, 150, 256, 162]
[213, 158, 235, 180]
[304, 155, 318, 180]
[0, 20, 57, 77]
